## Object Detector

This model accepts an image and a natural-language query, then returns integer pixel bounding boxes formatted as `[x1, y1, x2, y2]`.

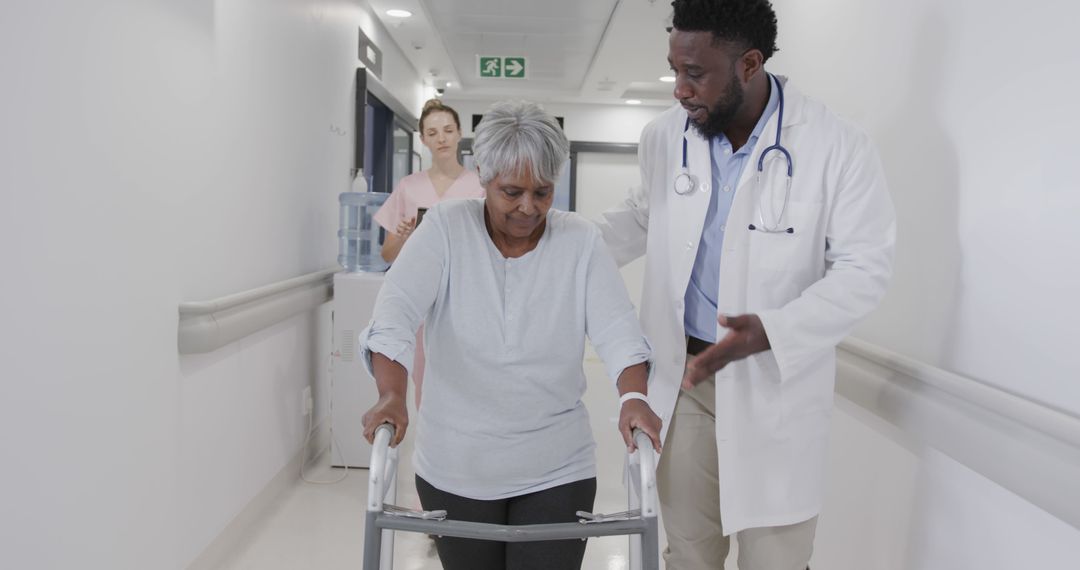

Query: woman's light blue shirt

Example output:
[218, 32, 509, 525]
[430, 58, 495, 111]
[360, 199, 651, 500]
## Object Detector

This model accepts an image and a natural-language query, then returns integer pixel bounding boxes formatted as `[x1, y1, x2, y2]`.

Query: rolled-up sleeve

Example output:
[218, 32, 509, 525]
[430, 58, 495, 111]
[583, 230, 652, 384]
[358, 207, 447, 377]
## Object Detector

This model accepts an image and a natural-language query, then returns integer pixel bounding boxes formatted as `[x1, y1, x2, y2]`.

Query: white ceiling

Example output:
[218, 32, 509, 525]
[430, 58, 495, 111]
[368, 0, 677, 106]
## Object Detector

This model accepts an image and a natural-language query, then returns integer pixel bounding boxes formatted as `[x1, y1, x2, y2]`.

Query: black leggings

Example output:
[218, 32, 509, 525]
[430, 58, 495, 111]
[415, 475, 597, 570]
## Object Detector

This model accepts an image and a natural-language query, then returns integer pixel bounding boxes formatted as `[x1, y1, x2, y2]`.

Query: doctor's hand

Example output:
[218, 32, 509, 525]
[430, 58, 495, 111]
[683, 313, 771, 389]
[362, 393, 409, 447]
[619, 400, 663, 454]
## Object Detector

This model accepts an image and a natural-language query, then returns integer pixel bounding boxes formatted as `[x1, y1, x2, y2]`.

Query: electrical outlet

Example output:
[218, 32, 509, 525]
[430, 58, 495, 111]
[301, 386, 313, 416]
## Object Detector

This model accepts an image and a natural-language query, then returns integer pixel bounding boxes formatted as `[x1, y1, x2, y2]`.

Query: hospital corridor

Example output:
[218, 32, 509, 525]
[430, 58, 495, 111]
[2, 1, 1079, 569]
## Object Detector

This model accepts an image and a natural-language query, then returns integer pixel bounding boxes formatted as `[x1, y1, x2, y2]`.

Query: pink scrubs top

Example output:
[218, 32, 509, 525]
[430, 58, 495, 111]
[373, 169, 485, 407]
[374, 170, 485, 232]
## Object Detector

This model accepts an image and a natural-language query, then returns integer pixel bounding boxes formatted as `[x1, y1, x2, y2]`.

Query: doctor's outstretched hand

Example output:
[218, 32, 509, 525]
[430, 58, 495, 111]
[683, 313, 771, 389]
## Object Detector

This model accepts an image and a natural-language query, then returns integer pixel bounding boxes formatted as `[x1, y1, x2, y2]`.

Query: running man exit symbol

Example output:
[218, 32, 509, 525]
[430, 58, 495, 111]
[479, 57, 501, 78]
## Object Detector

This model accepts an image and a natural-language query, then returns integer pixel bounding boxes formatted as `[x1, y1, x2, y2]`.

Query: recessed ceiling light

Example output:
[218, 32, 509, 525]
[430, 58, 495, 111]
[659, 75, 676, 83]
[386, 9, 413, 18]
[446, 82, 453, 88]
[626, 99, 642, 105]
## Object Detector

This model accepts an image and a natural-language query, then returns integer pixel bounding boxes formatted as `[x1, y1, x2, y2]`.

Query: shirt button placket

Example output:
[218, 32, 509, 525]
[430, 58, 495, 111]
[505, 261, 514, 344]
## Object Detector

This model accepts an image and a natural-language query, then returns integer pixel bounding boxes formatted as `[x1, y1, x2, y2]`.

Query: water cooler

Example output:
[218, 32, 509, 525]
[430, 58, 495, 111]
[331, 182, 390, 468]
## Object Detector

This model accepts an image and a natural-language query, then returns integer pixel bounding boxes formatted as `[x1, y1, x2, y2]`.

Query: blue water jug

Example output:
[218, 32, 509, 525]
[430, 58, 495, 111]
[338, 190, 390, 272]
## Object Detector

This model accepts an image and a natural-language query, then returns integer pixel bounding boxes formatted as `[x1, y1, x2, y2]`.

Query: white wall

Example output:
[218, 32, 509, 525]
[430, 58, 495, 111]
[760, 0, 1080, 567]
[574, 152, 647, 309]
[770, 0, 1080, 414]
[0, 1, 423, 568]
[814, 395, 1080, 570]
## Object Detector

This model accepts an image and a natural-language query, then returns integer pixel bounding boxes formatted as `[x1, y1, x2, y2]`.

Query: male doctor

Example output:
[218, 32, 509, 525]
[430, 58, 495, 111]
[598, 0, 896, 568]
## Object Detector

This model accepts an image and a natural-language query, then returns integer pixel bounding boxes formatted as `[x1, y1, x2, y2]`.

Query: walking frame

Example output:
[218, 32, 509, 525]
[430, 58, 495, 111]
[362, 424, 660, 569]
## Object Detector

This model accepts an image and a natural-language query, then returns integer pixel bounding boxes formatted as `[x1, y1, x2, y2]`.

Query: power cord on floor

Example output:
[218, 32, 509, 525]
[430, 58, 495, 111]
[299, 330, 349, 484]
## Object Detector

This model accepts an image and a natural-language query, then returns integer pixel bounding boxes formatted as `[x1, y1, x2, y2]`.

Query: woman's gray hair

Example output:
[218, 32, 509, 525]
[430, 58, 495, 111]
[472, 101, 570, 186]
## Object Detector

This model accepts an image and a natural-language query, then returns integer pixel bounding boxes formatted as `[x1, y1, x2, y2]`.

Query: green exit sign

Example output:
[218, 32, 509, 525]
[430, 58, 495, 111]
[477, 56, 528, 79]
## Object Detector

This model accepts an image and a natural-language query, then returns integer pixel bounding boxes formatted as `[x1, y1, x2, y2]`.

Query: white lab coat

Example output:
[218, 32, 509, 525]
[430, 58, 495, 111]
[598, 77, 896, 534]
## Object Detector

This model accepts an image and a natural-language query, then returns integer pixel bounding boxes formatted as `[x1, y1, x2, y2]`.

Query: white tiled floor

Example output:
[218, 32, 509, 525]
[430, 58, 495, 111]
[222, 357, 666, 569]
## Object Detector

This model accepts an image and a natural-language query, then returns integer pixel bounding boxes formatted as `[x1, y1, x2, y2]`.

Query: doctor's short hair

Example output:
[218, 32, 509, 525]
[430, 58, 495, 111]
[670, 0, 779, 61]
[471, 100, 570, 186]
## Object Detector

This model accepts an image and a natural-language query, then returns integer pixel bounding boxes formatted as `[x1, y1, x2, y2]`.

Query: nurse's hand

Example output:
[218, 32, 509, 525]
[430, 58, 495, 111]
[395, 217, 417, 239]
[362, 393, 409, 447]
[683, 313, 771, 389]
[619, 401, 663, 454]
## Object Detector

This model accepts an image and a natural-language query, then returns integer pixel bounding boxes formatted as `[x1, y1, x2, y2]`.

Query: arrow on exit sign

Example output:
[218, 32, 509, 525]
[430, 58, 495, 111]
[503, 57, 525, 78]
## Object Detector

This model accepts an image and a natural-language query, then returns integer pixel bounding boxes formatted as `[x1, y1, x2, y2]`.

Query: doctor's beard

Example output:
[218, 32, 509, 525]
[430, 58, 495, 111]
[690, 69, 745, 140]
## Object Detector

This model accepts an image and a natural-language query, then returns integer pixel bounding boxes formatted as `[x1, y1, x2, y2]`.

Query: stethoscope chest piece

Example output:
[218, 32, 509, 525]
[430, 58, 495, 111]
[673, 168, 696, 195]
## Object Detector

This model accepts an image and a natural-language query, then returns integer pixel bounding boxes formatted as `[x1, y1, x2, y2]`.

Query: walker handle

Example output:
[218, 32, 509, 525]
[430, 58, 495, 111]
[367, 423, 396, 512]
[630, 428, 658, 519]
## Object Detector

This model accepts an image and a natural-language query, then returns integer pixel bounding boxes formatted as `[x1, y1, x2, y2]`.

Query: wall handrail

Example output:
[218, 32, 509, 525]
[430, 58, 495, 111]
[836, 337, 1080, 530]
[838, 337, 1080, 449]
[178, 267, 338, 354]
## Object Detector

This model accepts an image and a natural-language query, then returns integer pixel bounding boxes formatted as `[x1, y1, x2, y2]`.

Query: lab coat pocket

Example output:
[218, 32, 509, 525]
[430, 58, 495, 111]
[748, 200, 823, 272]
[746, 353, 786, 441]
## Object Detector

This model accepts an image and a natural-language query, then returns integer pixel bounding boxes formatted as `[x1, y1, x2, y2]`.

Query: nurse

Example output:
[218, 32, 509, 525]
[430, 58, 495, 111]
[374, 99, 485, 407]
[376, 99, 484, 262]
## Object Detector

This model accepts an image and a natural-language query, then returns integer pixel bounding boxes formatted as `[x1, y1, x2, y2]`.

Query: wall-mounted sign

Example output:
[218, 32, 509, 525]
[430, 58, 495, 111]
[477, 56, 527, 79]
[358, 27, 382, 79]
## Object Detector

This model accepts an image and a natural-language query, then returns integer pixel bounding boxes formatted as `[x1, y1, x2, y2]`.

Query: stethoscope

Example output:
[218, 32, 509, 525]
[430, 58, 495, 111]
[673, 73, 795, 234]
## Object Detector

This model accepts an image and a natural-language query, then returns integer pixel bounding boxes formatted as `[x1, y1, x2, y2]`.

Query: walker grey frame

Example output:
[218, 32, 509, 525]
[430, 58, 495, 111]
[362, 424, 660, 570]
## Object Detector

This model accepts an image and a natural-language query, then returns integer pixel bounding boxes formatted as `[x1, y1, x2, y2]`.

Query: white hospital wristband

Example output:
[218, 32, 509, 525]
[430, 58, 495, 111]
[619, 392, 650, 407]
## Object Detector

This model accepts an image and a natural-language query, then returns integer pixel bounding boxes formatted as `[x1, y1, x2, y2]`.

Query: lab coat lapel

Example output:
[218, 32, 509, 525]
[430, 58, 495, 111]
[669, 119, 713, 291]
[727, 75, 810, 237]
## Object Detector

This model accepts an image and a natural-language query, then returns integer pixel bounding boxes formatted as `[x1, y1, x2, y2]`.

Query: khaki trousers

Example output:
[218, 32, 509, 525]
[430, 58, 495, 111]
[656, 370, 818, 570]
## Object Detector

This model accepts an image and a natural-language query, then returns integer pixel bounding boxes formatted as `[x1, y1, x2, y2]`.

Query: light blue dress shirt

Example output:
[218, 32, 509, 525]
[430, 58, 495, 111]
[684, 77, 780, 342]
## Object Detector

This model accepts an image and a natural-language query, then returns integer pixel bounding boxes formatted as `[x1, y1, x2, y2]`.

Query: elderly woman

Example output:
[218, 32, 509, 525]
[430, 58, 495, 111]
[359, 100, 661, 570]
